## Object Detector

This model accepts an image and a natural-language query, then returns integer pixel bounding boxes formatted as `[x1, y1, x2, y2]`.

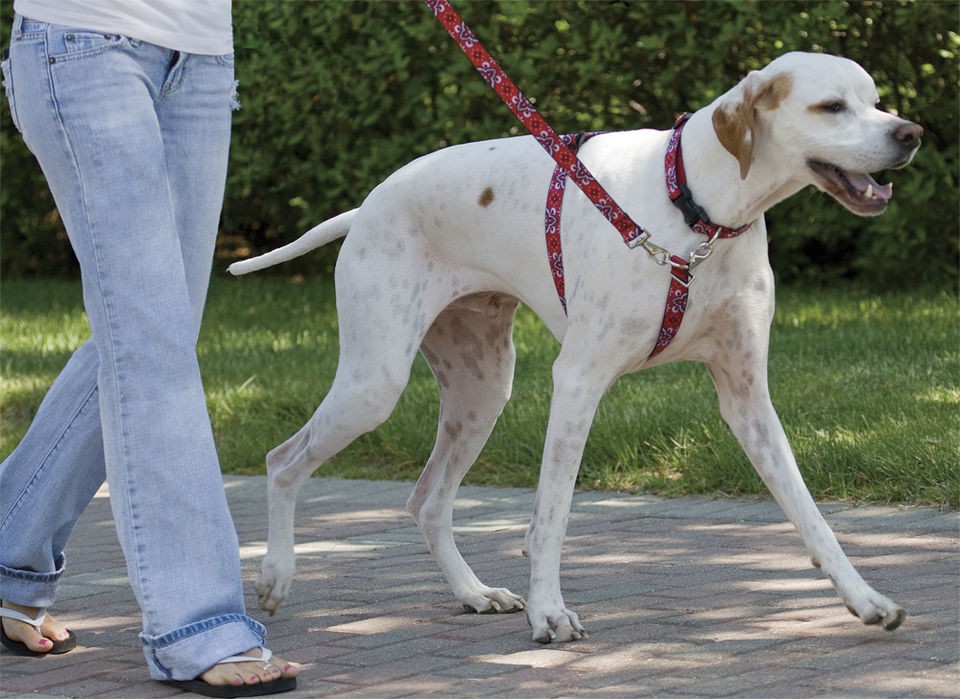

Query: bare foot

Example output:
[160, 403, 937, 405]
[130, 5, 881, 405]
[199, 648, 300, 688]
[0, 602, 72, 654]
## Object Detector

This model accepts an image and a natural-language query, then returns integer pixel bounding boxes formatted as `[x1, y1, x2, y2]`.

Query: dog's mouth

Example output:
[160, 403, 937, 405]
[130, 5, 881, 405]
[807, 161, 893, 216]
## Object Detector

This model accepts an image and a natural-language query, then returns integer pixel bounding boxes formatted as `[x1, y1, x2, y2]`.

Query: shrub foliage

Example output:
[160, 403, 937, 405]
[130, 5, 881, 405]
[1, 1, 956, 287]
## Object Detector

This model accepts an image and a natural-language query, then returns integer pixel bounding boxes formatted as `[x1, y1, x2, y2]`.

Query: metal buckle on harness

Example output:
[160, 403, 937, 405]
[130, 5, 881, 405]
[628, 226, 719, 291]
[632, 236, 695, 287]
[671, 268, 694, 288]
[666, 254, 693, 287]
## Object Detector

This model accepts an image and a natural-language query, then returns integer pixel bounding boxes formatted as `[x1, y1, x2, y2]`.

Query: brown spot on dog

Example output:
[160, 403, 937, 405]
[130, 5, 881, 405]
[713, 72, 794, 179]
[478, 187, 495, 207]
[763, 72, 793, 111]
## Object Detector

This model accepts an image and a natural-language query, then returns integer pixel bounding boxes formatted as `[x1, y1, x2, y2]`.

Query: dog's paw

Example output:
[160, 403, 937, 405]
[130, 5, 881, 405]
[256, 558, 294, 616]
[527, 606, 587, 644]
[460, 586, 527, 614]
[845, 591, 907, 631]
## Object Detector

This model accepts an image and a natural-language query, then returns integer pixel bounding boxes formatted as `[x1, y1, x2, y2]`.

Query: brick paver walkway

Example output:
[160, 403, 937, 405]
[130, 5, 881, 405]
[1, 476, 957, 698]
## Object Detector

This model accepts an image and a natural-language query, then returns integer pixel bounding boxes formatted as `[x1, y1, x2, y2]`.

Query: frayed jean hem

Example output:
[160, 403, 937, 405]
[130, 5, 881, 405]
[141, 613, 266, 681]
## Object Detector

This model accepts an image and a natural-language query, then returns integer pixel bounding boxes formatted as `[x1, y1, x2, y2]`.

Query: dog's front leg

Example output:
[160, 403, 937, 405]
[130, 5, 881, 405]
[708, 359, 906, 630]
[525, 350, 613, 643]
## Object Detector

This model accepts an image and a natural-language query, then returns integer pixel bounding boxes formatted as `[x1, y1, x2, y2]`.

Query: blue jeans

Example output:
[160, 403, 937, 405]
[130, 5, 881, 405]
[0, 14, 264, 681]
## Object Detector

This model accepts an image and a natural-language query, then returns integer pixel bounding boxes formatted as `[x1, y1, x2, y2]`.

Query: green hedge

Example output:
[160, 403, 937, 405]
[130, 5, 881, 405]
[1, 1, 957, 288]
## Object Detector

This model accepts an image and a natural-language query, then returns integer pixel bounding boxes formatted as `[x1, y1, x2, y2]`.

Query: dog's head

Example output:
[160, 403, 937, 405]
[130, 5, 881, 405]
[712, 52, 922, 216]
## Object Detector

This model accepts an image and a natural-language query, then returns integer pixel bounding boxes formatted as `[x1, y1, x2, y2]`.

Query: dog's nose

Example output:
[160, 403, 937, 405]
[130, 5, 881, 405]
[894, 122, 923, 150]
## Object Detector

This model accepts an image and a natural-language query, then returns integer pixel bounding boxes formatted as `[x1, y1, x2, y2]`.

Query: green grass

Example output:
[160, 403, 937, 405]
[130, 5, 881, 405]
[2, 276, 957, 507]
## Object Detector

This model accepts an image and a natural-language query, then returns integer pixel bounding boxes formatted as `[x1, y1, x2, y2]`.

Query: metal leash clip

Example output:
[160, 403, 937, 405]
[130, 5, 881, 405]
[686, 228, 723, 271]
[637, 238, 673, 267]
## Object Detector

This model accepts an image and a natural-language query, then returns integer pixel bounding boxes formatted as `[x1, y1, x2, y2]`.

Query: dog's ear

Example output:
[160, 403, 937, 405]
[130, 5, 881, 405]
[712, 71, 793, 179]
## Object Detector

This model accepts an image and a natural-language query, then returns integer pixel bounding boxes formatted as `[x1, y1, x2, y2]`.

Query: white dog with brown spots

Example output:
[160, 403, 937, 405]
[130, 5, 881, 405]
[230, 52, 921, 643]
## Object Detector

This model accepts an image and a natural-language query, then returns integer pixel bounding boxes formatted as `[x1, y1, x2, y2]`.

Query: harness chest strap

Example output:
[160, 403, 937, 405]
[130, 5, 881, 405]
[546, 115, 752, 358]
[651, 114, 753, 356]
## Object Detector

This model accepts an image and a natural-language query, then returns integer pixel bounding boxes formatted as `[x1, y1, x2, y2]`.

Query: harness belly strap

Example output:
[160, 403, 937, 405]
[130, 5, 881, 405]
[649, 257, 692, 357]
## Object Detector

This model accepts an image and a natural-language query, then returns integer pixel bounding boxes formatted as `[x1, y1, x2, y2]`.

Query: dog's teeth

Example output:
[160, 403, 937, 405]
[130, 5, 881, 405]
[865, 184, 874, 199]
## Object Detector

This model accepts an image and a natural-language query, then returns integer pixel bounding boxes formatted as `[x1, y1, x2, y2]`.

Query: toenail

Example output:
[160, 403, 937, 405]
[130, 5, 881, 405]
[37, 638, 49, 645]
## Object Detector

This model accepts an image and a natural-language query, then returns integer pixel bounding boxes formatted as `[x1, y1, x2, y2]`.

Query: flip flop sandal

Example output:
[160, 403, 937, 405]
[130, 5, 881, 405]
[160, 648, 297, 697]
[0, 604, 78, 656]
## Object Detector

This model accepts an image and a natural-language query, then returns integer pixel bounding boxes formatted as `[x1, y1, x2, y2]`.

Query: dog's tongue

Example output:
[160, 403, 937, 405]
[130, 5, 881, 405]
[847, 171, 893, 201]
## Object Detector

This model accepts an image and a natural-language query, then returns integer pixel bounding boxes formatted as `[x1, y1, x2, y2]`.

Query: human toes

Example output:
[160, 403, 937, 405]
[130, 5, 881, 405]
[1, 604, 59, 653]
[268, 653, 300, 678]
[3, 621, 54, 653]
[200, 649, 300, 687]
[38, 612, 72, 644]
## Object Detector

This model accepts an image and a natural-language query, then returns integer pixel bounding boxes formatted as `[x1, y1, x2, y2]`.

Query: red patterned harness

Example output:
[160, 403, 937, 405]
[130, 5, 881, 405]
[425, 0, 753, 359]
[547, 115, 752, 357]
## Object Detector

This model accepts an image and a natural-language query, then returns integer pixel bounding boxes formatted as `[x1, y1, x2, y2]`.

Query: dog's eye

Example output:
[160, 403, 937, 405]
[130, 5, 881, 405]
[820, 101, 846, 114]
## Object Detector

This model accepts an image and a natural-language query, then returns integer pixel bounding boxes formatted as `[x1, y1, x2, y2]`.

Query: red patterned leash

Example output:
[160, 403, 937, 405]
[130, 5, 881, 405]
[424, 0, 649, 249]
[424, 0, 749, 358]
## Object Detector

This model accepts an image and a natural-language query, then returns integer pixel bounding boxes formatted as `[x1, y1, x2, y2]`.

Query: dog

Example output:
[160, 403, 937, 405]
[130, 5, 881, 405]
[229, 52, 922, 643]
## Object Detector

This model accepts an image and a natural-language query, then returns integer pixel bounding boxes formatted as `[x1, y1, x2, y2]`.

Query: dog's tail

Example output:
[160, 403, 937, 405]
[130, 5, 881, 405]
[227, 208, 356, 275]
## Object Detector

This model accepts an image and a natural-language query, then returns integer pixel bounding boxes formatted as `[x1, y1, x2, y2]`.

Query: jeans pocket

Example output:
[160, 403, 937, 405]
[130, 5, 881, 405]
[48, 28, 125, 62]
[1, 56, 22, 133]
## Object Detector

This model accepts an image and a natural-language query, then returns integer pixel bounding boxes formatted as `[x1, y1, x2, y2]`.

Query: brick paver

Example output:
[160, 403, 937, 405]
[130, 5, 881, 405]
[1, 476, 956, 698]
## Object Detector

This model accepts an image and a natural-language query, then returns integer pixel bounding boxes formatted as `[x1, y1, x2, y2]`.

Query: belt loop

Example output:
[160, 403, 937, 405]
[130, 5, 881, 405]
[11, 13, 23, 40]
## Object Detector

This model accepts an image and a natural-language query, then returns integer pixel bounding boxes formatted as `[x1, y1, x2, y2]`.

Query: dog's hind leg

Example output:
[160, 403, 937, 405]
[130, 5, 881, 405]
[707, 349, 906, 631]
[408, 294, 527, 614]
[257, 256, 438, 614]
[257, 373, 414, 614]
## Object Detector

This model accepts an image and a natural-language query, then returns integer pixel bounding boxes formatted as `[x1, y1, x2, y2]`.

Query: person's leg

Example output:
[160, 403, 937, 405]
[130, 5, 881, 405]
[0, 31, 235, 610]
[0, 344, 103, 585]
[0, 13, 106, 654]
[0, 16, 275, 682]
[151, 50, 300, 692]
